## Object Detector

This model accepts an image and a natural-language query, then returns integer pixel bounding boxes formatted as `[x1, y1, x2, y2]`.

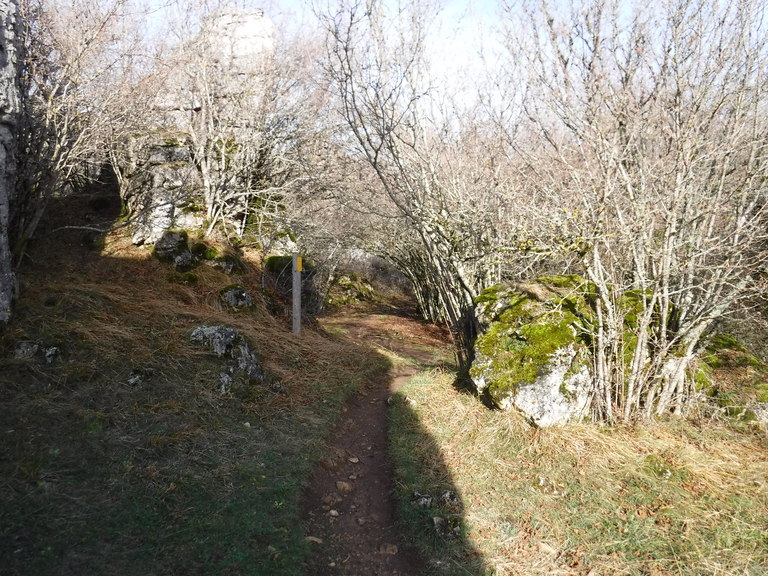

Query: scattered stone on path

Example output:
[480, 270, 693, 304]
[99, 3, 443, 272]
[321, 493, 342, 507]
[378, 543, 399, 555]
[305, 536, 323, 544]
[336, 480, 354, 493]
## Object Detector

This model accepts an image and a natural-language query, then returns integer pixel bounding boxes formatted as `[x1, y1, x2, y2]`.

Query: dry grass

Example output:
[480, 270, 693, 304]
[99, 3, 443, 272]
[0, 225, 390, 576]
[390, 369, 768, 576]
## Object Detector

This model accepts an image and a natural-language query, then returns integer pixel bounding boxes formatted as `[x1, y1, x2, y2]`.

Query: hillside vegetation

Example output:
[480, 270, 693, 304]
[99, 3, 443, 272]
[2, 191, 768, 576]
[0, 192, 391, 575]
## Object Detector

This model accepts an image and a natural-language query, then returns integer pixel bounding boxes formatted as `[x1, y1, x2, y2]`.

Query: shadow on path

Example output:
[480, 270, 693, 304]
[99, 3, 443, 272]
[301, 311, 488, 575]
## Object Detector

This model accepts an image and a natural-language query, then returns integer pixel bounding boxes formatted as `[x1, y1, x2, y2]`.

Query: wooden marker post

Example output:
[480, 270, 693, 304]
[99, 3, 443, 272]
[292, 252, 302, 334]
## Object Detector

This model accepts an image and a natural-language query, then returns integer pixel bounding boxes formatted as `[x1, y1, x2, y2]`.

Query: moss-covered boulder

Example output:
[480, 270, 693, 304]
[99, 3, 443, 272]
[326, 273, 376, 307]
[470, 276, 594, 426]
[700, 332, 768, 424]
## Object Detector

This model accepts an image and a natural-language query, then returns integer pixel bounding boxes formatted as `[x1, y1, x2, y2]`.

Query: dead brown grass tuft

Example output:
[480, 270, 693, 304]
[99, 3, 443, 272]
[392, 369, 768, 576]
[0, 224, 391, 575]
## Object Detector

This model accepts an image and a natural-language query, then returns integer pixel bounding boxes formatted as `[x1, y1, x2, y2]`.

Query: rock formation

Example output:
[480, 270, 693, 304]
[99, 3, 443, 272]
[470, 277, 594, 426]
[121, 9, 275, 245]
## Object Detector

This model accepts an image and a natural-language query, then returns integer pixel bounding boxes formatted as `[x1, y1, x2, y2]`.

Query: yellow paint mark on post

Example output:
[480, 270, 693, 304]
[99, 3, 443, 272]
[296, 257, 303, 272]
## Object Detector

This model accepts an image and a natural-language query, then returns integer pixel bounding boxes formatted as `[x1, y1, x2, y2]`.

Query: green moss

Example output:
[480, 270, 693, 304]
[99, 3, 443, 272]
[181, 202, 205, 215]
[643, 454, 674, 479]
[707, 333, 749, 353]
[264, 255, 294, 275]
[191, 242, 218, 261]
[693, 363, 714, 391]
[327, 274, 376, 306]
[475, 284, 505, 306]
[703, 332, 767, 371]
[473, 282, 585, 402]
[620, 289, 652, 329]
[724, 406, 758, 422]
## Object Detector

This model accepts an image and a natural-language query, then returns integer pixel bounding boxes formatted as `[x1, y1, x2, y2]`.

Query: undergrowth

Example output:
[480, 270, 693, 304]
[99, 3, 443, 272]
[390, 369, 768, 576]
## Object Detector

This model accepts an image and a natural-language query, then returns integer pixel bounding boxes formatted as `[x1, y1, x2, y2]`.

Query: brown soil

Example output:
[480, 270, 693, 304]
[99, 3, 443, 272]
[301, 311, 452, 576]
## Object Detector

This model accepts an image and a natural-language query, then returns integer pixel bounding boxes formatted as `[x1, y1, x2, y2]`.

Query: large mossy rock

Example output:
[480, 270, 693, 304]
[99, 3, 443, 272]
[470, 276, 594, 426]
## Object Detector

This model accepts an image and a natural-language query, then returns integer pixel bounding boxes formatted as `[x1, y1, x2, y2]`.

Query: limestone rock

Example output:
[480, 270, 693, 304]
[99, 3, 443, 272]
[470, 276, 594, 426]
[13, 342, 60, 364]
[13, 342, 38, 359]
[122, 135, 204, 246]
[751, 402, 768, 425]
[190, 325, 279, 395]
[220, 285, 254, 309]
[153, 230, 191, 264]
[190, 325, 239, 357]
[127, 367, 155, 386]
[121, 10, 275, 245]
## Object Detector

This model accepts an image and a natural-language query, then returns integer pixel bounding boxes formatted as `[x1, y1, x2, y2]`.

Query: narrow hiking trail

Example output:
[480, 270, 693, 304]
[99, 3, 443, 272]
[301, 307, 452, 576]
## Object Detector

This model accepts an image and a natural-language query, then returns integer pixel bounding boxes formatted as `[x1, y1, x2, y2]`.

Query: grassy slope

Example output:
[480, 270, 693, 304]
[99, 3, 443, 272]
[390, 369, 768, 576]
[0, 225, 389, 576]
[3, 194, 767, 576]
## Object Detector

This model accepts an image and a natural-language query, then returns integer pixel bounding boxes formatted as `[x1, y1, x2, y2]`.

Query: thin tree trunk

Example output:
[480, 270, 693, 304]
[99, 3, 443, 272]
[0, 0, 19, 324]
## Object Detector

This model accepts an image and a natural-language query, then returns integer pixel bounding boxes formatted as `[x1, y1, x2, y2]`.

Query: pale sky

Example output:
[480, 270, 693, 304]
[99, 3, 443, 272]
[145, 0, 507, 93]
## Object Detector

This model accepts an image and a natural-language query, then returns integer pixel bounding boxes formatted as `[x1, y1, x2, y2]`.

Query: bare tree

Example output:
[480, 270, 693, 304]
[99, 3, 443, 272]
[13, 0, 152, 251]
[505, 0, 768, 420]
[318, 0, 517, 367]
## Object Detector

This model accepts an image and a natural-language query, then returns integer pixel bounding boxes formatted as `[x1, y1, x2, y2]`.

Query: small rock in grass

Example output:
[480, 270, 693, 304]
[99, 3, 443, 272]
[411, 491, 433, 508]
[538, 542, 557, 555]
[440, 490, 461, 508]
[13, 342, 39, 359]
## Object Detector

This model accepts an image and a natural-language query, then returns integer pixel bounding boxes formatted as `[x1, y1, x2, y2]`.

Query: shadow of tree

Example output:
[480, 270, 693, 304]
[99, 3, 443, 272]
[389, 387, 489, 576]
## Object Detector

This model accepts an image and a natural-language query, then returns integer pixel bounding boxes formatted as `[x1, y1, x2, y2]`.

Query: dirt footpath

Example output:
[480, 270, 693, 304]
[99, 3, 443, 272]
[301, 311, 450, 576]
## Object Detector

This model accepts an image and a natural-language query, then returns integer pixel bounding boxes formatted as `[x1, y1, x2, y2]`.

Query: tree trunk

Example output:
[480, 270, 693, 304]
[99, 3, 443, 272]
[0, 0, 19, 325]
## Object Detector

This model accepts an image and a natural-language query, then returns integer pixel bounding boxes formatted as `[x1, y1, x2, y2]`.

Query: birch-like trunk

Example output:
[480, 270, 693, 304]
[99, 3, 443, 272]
[0, 0, 19, 324]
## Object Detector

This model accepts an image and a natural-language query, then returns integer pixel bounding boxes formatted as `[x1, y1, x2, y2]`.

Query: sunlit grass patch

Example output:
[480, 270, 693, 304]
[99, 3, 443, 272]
[390, 370, 768, 575]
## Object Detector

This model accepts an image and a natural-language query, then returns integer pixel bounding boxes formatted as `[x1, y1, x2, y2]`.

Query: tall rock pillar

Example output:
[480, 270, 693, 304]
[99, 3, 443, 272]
[0, 0, 18, 324]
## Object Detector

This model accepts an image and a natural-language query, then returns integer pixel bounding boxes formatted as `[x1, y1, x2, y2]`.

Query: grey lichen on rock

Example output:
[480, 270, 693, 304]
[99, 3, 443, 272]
[220, 284, 254, 310]
[470, 276, 594, 426]
[190, 325, 282, 395]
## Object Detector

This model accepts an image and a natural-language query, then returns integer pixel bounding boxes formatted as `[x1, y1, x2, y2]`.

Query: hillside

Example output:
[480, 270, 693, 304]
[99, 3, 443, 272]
[2, 185, 768, 576]
[0, 186, 403, 575]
